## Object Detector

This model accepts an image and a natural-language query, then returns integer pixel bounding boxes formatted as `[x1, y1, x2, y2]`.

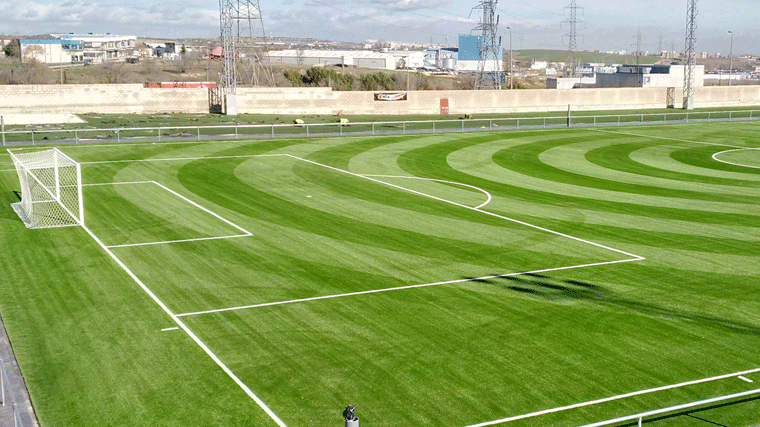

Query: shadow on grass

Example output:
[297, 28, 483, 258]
[473, 273, 760, 336]
[0, 191, 21, 221]
[616, 395, 760, 426]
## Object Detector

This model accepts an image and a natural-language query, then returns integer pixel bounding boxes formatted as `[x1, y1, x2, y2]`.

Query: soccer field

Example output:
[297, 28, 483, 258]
[1, 121, 759, 426]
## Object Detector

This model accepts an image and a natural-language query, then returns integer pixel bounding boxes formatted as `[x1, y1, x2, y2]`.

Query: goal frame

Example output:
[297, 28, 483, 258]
[9, 148, 84, 229]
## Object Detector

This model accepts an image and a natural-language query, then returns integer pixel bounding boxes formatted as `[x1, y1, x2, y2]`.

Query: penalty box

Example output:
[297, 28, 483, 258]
[87, 154, 642, 318]
[82, 181, 251, 249]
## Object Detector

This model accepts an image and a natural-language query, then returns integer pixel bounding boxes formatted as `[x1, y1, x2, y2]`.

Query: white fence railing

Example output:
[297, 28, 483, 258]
[580, 388, 760, 427]
[0, 356, 24, 427]
[1, 109, 759, 146]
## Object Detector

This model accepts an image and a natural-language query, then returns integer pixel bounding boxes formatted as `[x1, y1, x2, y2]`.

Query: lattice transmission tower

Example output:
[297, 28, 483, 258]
[218, 0, 273, 115]
[471, 0, 502, 90]
[683, 0, 697, 109]
[562, 0, 583, 77]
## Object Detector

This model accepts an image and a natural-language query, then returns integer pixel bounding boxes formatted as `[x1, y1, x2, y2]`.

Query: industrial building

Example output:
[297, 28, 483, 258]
[595, 64, 704, 88]
[548, 64, 705, 89]
[19, 39, 84, 64]
[423, 48, 458, 70]
[266, 50, 398, 70]
[50, 33, 137, 63]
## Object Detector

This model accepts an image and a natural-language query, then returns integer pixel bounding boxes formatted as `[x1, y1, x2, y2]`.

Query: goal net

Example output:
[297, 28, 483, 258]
[9, 148, 84, 229]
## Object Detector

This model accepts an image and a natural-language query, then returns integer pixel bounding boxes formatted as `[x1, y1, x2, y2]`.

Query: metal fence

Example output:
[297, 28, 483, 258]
[579, 388, 760, 427]
[0, 357, 24, 427]
[2, 109, 759, 146]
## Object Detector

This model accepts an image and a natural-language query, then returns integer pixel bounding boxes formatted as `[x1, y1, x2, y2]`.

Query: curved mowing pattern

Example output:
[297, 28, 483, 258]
[3, 121, 760, 427]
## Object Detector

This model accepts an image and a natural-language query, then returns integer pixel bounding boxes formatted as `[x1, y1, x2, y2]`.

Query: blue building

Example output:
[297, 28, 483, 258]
[457, 34, 502, 72]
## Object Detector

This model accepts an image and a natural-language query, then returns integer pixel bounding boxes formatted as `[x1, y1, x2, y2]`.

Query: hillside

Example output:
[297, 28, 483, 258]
[514, 49, 664, 65]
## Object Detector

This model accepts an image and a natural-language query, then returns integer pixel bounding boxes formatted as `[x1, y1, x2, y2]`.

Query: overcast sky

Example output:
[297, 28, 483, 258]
[1, 0, 757, 54]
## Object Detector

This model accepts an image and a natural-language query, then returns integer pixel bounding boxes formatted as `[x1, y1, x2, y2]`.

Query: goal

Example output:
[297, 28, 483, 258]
[9, 148, 84, 229]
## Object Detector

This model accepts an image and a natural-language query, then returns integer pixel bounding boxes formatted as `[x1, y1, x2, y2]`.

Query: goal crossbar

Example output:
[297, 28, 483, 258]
[9, 148, 84, 229]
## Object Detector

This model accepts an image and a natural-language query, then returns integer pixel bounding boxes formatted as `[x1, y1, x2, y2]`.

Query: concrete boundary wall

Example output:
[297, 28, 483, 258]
[0, 84, 759, 116]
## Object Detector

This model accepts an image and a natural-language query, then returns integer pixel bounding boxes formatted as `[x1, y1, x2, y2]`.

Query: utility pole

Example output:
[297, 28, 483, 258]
[219, 0, 274, 115]
[562, 0, 583, 78]
[633, 28, 643, 87]
[471, 0, 501, 90]
[658, 34, 664, 56]
[683, 0, 697, 109]
[507, 26, 513, 89]
[728, 30, 734, 87]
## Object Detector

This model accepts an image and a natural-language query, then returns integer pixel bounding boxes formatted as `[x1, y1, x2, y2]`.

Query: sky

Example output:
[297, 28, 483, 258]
[1, 0, 757, 55]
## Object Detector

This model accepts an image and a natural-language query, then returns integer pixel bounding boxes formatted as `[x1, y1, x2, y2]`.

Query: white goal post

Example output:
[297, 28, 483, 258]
[9, 148, 84, 229]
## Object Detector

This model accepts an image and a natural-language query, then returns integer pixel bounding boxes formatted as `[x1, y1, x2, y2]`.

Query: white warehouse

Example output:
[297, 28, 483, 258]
[267, 50, 398, 70]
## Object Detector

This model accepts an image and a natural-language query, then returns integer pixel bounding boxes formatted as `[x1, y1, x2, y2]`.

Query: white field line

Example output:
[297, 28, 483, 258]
[361, 174, 493, 209]
[80, 153, 287, 165]
[150, 181, 252, 236]
[462, 367, 760, 427]
[82, 181, 155, 186]
[286, 154, 644, 260]
[712, 148, 760, 169]
[738, 376, 754, 383]
[579, 388, 760, 427]
[107, 234, 250, 248]
[592, 128, 749, 149]
[80, 223, 287, 427]
[175, 258, 640, 318]
[161, 327, 179, 332]
[85, 181, 253, 248]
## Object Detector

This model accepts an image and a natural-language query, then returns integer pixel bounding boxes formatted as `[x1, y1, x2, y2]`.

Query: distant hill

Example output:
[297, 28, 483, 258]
[514, 49, 665, 65]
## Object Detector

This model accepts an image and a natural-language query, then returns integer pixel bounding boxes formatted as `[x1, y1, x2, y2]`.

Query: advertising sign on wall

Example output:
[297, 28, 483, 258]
[374, 92, 408, 101]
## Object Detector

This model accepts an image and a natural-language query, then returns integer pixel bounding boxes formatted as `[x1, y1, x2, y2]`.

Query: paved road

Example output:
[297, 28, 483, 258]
[0, 314, 38, 427]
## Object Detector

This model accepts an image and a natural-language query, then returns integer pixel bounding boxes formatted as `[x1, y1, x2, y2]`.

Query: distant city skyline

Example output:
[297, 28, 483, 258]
[1, 0, 757, 55]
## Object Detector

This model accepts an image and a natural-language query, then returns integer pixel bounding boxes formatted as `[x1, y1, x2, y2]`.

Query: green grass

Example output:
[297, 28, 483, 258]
[3, 106, 760, 144]
[1, 122, 760, 426]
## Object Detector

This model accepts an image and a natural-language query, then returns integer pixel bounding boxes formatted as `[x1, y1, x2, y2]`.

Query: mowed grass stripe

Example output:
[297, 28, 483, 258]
[1, 122, 760, 427]
[585, 142, 760, 186]
[538, 139, 759, 195]
[491, 138, 760, 203]
[104, 154, 624, 313]
[401, 134, 760, 226]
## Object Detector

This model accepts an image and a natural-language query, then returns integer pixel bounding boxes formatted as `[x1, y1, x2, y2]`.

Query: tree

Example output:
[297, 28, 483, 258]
[304, 67, 329, 86]
[283, 69, 304, 86]
[22, 45, 44, 63]
[3, 39, 20, 58]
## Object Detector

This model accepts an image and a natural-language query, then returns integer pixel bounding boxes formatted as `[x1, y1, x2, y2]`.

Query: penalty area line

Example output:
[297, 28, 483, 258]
[287, 154, 643, 260]
[175, 257, 643, 318]
[85, 181, 254, 246]
[107, 233, 251, 249]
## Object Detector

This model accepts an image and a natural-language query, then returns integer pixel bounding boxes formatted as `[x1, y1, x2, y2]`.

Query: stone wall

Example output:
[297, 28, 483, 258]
[1, 84, 759, 116]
